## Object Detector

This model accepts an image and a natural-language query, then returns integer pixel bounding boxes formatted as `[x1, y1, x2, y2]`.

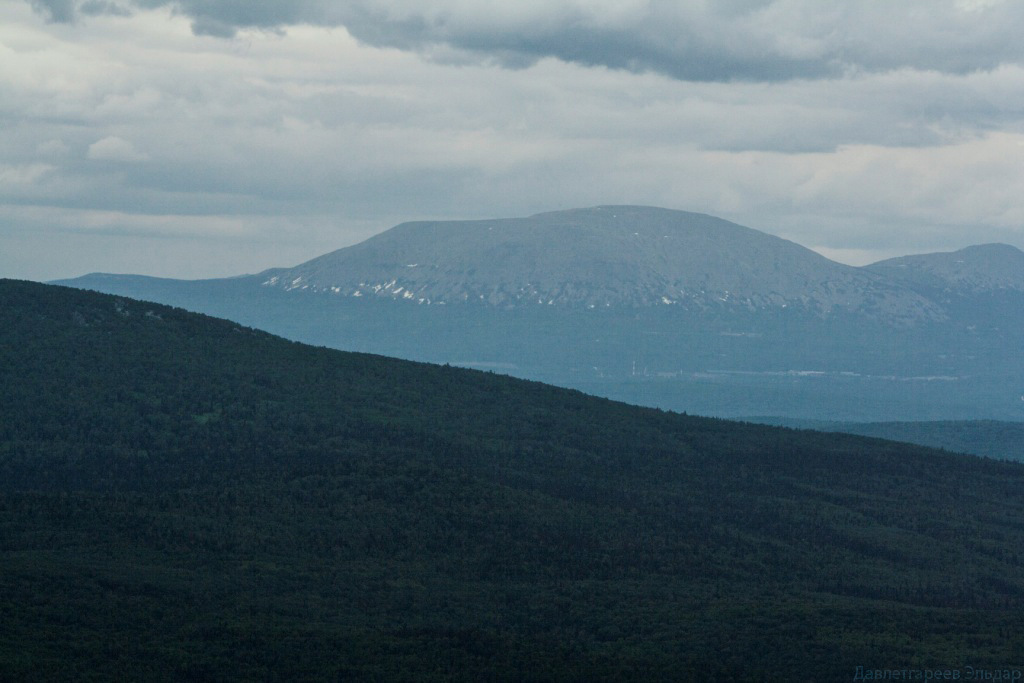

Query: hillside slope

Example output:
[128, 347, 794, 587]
[749, 418, 1024, 462]
[3, 279, 1024, 680]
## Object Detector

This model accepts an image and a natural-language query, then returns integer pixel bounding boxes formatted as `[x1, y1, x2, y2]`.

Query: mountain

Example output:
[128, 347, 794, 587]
[261, 206, 942, 323]
[866, 243, 1024, 346]
[53, 206, 1024, 422]
[5, 278, 1024, 680]
[867, 243, 1024, 295]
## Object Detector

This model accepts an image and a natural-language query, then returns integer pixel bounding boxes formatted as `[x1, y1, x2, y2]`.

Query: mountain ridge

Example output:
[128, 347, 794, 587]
[866, 242, 1024, 294]
[252, 205, 945, 323]
[56, 206, 1024, 323]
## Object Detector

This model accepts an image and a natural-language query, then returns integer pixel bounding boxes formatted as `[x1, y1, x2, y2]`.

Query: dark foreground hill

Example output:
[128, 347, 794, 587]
[749, 418, 1024, 463]
[3, 279, 1024, 681]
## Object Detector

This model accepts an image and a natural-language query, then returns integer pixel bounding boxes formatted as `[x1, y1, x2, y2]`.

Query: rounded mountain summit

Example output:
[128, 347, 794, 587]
[260, 206, 942, 322]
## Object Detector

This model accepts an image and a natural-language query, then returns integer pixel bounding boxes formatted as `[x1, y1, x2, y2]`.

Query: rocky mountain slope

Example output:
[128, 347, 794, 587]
[867, 243, 1024, 294]
[259, 206, 944, 324]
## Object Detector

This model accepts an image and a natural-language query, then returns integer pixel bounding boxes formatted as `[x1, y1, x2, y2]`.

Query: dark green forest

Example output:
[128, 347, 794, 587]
[2, 279, 1024, 681]
[751, 417, 1024, 463]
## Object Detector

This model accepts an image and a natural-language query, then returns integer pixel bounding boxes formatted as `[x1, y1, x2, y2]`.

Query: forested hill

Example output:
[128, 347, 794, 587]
[749, 417, 1024, 462]
[3, 278, 1024, 681]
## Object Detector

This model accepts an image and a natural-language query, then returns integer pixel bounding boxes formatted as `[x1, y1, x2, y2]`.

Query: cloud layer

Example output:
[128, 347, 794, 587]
[29, 0, 1024, 80]
[4, 0, 1024, 280]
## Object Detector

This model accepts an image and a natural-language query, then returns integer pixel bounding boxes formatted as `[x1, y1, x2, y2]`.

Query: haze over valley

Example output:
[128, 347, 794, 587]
[57, 206, 1024, 424]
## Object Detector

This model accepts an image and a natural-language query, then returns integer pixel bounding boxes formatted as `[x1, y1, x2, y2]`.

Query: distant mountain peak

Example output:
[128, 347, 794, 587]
[258, 205, 943, 322]
[958, 242, 1024, 256]
[867, 242, 1024, 293]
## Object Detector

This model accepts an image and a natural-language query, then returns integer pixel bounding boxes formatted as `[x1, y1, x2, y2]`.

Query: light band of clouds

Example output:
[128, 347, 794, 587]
[2, 0, 1023, 280]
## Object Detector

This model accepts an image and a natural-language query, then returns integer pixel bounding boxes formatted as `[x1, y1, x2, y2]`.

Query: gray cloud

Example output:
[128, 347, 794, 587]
[79, 0, 130, 17]
[25, 0, 1024, 82]
[87, 136, 148, 161]
[29, 0, 76, 22]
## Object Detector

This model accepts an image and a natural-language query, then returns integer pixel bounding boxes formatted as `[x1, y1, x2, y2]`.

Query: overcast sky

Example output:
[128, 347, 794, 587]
[4, 0, 1024, 281]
